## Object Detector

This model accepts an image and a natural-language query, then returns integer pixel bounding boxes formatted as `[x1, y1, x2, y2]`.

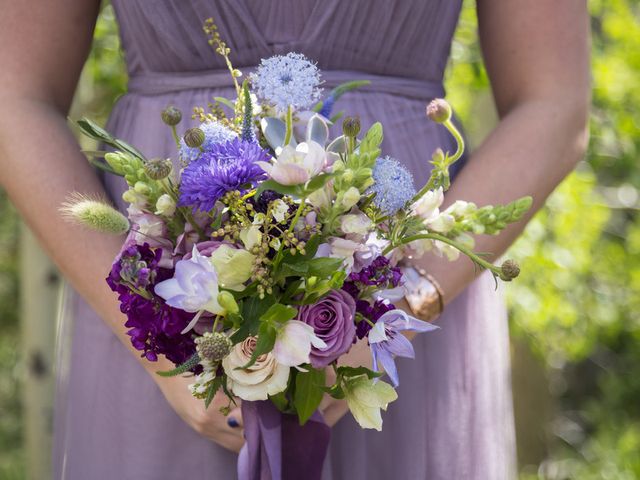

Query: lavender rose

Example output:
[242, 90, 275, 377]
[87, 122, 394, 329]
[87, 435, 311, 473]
[298, 289, 357, 368]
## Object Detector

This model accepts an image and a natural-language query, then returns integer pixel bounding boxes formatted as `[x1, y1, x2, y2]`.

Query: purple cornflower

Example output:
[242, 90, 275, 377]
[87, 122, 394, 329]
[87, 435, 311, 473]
[369, 309, 438, 387]
[178, 138, 270, 212]
[107, 243, 197, 364]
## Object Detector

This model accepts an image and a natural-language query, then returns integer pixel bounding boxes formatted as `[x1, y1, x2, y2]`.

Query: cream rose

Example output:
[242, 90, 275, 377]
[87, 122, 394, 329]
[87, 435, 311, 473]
[222, 337, 290, 401]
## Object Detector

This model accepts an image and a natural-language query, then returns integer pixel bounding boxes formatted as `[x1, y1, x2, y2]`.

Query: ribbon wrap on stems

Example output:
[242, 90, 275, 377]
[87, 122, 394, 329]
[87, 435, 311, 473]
[238, 401, 331, 480]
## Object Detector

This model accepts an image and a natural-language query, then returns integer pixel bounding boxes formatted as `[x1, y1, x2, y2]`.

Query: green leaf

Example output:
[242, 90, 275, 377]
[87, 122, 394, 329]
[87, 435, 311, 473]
[241, 322, 277, 368]
[307, 257, 344, 278]
[359, 122, 383, 155]
[270, 391, 290, 412]
[231, 295, 275, 343]
[75, 117, 146, 160]
[156, 353, 200, 377]
[304, 173, 334, 194]
[260, 303, 298, 325]
[204, 376, 224, 409]
[336, 365, 382, 380]
[213, 96, 236, 110]
[256, 179, 303, 198]
[293, 368, 326, 425]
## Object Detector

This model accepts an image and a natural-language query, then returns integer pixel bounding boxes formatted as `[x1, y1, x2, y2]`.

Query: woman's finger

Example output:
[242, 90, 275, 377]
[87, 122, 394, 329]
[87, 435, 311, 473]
[226, 404, 243, 429]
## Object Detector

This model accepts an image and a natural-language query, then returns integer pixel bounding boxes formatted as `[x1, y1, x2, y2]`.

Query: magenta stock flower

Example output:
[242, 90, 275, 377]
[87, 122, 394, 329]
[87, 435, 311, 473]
[297, 289, 357, 368]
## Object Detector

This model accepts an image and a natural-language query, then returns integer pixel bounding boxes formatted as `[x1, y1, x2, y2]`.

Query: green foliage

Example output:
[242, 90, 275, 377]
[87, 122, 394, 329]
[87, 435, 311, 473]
[293, 368, 326, 425]
[449, 0, 640, 477]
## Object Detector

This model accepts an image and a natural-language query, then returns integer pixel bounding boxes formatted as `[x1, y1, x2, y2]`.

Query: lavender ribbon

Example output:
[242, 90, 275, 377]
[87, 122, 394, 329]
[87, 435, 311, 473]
[238, 401, 331, 480]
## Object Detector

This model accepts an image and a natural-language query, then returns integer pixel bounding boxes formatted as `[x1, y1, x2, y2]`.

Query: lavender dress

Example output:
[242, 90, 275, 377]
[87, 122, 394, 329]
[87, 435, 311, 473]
[53, 1, 516, 478]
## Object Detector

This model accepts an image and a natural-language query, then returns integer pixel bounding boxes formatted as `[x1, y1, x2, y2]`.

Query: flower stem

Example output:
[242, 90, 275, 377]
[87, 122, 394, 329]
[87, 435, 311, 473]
[383, 232, 502, 277]
[283, 105, 293, 146]
[443, 119, 465, 164]
[170, 126, 181, 149]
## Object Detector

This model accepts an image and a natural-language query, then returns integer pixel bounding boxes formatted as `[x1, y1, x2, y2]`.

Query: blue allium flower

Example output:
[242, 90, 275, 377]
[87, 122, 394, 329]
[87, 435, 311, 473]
[368, 156, 416, 215]
[179, 120, 237, 163]
[251, 53, 322, 112]
[178, 138, 269, 212]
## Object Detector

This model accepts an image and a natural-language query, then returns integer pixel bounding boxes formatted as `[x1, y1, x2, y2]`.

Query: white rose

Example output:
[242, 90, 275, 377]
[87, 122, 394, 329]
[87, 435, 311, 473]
[222, 337, 290, 401]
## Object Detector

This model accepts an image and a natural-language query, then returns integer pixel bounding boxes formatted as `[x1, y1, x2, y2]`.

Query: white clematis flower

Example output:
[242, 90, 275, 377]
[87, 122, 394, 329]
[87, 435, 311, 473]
[343, 375, 398, 431]
[257, 141, 326, 185]
[272, 320, 327, 367]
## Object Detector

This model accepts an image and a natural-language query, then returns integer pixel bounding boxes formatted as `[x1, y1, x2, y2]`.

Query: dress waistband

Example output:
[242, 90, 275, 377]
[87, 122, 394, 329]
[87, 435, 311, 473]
[127, 68, 445, 101]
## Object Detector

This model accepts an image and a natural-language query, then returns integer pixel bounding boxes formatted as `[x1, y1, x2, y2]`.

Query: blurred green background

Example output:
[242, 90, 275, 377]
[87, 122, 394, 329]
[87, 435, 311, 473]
[1, 1, 639, 478]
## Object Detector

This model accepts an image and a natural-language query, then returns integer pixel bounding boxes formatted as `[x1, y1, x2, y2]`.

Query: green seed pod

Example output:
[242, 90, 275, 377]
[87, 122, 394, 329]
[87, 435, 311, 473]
[161, 105, 182, 126]
[144, 158, 173, 180]
[217, 291, 239, 315]
[184, 127, 205, 148]
[195, 332, 233, 363]
[61, 195, 129, 234]
[500, 259, 521, 281]
[342, 116, 361, 138]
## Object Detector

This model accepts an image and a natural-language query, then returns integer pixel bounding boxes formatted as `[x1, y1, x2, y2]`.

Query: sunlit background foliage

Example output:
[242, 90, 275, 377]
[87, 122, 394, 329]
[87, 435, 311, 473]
[0, 1, 638, 478]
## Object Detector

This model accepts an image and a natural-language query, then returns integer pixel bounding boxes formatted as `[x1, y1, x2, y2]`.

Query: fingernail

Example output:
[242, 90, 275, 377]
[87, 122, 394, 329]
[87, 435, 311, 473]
[227, 417, 239, 428]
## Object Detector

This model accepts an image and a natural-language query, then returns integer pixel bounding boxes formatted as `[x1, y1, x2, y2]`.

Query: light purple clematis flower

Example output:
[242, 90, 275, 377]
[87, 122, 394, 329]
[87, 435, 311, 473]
[368, 309, 439, 387]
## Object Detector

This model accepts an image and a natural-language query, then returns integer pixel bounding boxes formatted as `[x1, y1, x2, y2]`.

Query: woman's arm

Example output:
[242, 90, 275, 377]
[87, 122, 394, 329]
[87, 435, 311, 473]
[322, 0, 590, 426]
[415, 0, 590, 303]
[0, 1, 243, 451]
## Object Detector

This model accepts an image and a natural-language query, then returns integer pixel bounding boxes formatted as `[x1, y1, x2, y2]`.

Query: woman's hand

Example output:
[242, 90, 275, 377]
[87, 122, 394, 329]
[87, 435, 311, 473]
[154, 367, 245, 453]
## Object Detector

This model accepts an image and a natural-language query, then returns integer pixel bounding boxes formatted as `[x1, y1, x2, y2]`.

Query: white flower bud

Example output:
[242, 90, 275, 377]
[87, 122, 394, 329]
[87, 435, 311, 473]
[155, 194, 176, 216]
[340, 187, 361, 210]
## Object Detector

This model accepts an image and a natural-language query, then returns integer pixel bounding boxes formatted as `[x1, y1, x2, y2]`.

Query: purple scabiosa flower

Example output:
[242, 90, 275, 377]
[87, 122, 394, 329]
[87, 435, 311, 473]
[368, 156, 416, 215]
[251, 53, 322, 112]
[179, 120, 236, 163]
[107, 243, 197, 364]
[369, 309, 438, 387]
[178, 138, 270, 212]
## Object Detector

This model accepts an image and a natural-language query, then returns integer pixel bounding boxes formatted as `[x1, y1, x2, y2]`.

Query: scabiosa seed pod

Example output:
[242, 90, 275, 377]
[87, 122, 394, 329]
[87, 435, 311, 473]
[61, 195, 130, 234]
[426, 98, 452, 123]
[500, 259, 520, 281]
[184, 127, 206, 148]
[144, 158, 173, 180]
[342, 116, 361, 138]
[195, 332, 233, 363]
[161, 105, 182, 126]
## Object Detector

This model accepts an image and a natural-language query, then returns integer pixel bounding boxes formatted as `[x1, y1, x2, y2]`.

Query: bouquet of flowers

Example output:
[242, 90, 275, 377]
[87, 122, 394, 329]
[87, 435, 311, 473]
[63, 19, 531, 478]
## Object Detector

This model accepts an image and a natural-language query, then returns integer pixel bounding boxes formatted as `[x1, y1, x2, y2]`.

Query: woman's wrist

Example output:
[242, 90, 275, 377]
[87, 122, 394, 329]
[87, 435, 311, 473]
[400, 266, 444, 322]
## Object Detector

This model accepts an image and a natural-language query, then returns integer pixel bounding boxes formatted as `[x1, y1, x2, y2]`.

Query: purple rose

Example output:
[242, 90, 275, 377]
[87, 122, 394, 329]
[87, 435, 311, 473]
[298, 289, 357, 368]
